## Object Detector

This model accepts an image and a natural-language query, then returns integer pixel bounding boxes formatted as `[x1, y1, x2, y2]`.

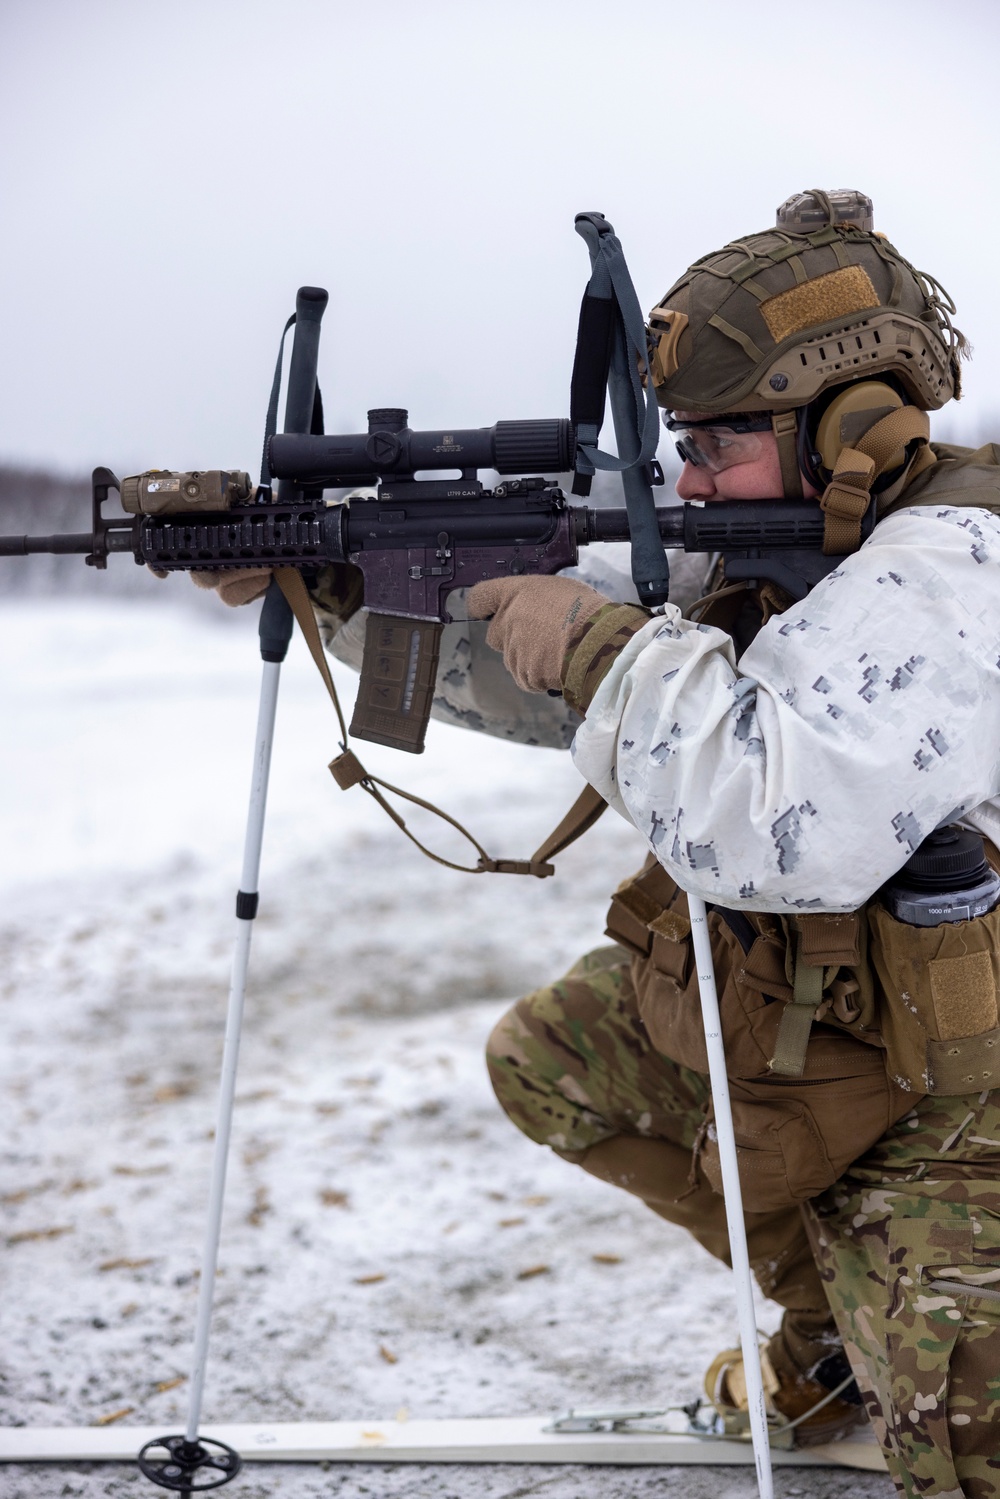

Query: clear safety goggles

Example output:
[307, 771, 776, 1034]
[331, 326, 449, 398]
[663, 412, 773, 473]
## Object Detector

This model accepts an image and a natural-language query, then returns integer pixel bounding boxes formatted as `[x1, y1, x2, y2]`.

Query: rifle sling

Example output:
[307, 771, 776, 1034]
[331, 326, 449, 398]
[274, 567, 607, 877]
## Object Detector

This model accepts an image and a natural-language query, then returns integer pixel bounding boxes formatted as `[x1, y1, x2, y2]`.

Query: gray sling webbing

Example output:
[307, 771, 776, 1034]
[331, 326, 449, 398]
[572, 213, 671, 607]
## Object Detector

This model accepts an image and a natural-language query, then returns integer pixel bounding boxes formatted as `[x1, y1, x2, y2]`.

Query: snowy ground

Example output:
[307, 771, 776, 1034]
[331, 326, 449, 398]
[0, 594, 893, 1497]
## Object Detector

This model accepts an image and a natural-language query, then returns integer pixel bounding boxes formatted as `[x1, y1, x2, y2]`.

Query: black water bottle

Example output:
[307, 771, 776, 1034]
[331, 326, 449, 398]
[882, 825, 1000, 927]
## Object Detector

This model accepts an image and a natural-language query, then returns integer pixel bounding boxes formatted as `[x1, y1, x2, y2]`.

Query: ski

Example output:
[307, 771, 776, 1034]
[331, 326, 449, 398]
[0, 1414, 885, 1471]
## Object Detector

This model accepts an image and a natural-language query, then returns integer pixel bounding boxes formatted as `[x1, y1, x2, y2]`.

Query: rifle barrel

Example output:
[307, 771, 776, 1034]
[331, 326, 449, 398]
[0, 499, 832, 569]
[0, 527, 135, 557]
[584, 507, 685, 547]
[0, 532, 95, 555]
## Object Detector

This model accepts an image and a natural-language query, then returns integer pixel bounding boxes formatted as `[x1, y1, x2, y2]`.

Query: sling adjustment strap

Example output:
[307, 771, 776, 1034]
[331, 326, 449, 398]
[273, 567, 607, 877]
[769, 931, 827, 1078]
[820, 448, 875, 555]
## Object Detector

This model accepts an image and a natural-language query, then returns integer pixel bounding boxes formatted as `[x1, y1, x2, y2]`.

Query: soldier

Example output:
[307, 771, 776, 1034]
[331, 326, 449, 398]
[467, 190, 1000, 1497]
[199, 190, 1000, 1495]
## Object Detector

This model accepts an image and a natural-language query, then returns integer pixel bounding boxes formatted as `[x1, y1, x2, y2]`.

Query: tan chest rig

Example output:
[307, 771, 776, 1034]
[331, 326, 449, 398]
[602, 558, 1000, 1211]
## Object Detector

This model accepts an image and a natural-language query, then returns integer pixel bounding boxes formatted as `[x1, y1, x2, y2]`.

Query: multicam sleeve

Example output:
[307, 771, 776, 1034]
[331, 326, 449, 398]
[560, 603, 653, 715]
[308, 562, 365, 634]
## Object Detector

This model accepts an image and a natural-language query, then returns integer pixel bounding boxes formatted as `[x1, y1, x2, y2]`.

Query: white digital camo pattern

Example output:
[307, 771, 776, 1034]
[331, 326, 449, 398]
[572, 505, 1000, 913]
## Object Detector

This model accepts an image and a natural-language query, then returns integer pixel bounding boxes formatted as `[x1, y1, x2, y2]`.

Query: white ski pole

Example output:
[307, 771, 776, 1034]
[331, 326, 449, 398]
[688, 893, 774, 1499]
[185, 587, 293, 1439]
[138, 583, 294, 1496]
[139, 286, 329, 1496]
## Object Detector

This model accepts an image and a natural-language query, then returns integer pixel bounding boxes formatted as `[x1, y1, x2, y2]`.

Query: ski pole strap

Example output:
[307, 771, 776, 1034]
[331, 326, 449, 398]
[571, 213, 671, 608]
[273, 567, 604, 877]
[569, 286, 615, 497]
[259, 315, 297, 488]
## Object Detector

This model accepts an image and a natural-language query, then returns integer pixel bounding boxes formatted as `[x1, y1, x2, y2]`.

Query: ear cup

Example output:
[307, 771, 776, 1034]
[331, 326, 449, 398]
[814, 380, 905, 474]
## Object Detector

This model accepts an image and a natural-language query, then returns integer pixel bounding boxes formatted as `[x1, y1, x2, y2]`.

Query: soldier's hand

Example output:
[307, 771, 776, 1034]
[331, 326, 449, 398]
[467, 575, 609, 693]
[189, 566, 273, 607]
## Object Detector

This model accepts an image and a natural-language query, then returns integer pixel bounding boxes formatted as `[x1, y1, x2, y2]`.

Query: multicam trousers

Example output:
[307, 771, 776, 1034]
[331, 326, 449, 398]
[487, 945, 1000, 1498]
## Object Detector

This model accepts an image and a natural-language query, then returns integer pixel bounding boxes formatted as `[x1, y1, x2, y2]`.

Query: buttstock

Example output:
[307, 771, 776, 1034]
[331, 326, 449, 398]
[350, 613, 442, 754]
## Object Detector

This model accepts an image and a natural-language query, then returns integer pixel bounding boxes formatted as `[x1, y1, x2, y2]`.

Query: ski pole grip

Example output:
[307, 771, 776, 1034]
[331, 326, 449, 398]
[259, 577, 295, 662]
[349, 613, 442, 754]
[283, 286, 329, 437]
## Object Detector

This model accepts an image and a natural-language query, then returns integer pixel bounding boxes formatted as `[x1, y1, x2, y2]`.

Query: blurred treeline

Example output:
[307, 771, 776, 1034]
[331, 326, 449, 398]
[0, 466, 153, 597]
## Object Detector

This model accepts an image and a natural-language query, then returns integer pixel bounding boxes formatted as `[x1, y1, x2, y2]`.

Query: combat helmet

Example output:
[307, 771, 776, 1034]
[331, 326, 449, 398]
[646, 189, 967, 552]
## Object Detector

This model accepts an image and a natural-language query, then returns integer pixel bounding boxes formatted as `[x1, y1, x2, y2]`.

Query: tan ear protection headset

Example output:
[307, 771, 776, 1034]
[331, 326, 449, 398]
[799, 379, 910, 493]
[794, 378, 932, 553]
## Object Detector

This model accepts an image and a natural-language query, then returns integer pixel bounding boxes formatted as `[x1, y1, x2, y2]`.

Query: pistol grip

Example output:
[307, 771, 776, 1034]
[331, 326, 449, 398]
[350, 613, 442, 754]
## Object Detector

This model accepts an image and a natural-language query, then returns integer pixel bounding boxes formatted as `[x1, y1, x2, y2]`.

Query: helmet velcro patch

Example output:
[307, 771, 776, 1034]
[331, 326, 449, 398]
[759, 265, 879, 344]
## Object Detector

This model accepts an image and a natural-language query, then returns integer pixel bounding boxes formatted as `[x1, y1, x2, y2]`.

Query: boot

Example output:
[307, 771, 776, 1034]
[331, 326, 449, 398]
[704, 1327, 867, 1447]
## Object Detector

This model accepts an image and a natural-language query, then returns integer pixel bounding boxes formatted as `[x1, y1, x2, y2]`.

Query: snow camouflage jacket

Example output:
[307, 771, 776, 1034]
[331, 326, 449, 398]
[568, 443, 1000, 1119]
[572, 442, 1000, 916]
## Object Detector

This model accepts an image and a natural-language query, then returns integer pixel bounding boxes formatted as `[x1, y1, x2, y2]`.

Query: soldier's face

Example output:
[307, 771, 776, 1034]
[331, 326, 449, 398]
[673, 416, 818, 502]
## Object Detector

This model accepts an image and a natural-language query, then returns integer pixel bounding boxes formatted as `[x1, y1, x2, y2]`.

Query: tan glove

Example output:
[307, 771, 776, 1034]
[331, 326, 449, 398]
[466, 575, 609, 693]
[189, 566, 273, 607]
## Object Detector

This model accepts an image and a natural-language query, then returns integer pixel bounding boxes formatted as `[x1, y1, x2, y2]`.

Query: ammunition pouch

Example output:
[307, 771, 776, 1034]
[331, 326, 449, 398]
[604, 848, 1000, 1210]
[868, 901, 1000, 1094]
[604, 863, 907, 1213]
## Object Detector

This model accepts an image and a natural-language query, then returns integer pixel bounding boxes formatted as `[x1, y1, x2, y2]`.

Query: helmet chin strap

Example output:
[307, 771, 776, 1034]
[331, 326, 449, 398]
[772, 411, 803, 500]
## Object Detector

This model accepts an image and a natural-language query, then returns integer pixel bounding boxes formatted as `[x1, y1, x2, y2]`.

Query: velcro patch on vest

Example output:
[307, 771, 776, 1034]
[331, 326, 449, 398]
[759, 266, 879, 344]
[647, 908, 691, 943]
[930, 951, 999, 1040]
[614, 883, 664, 928]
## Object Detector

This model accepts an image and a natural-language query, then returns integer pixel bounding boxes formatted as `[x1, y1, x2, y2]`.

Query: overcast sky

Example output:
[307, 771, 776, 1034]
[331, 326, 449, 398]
[1, 0, 997, 480]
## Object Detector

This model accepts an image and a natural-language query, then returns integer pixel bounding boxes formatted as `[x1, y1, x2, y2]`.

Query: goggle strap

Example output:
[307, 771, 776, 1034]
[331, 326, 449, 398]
[664, 412, 772, 433]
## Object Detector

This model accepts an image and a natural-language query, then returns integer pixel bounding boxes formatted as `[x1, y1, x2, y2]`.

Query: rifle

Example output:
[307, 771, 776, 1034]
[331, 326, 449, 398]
[0, 434, 856, 755]
[0, 214, 872, 876]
